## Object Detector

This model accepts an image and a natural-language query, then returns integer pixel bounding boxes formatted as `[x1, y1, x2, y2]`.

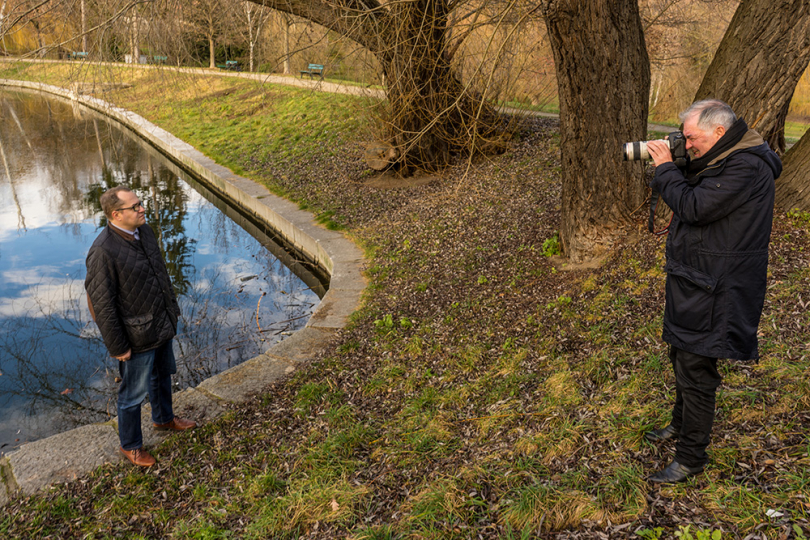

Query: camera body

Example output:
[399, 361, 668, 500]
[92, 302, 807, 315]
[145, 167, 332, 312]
[623, 131, 689, 168]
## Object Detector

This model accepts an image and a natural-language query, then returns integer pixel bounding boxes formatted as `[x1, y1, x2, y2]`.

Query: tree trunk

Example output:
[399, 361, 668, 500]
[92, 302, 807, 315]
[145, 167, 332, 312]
[209, 34, 216, 69]
[81, 0, 87, 52]
[129, 16, 139, 63]
[541, 0, 651, 262]
[281, 13, 291, 75]
[776, 133, 810, 212]
[377, 0, 503, 173]
[251, 0, 505, 173]
[695, 0, 810, 155]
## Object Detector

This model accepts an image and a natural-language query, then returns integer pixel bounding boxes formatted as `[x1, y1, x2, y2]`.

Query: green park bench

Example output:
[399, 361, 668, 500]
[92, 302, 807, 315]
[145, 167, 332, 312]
[70, 51, 89, 60]
[299, 63, 324, 80]
[152, 55, 168, 64]
[217, 60, 240, 71]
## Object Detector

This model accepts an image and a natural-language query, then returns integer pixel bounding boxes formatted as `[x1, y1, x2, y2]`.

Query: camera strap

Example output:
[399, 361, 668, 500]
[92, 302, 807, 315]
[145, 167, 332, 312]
[648, 189, 672, 236]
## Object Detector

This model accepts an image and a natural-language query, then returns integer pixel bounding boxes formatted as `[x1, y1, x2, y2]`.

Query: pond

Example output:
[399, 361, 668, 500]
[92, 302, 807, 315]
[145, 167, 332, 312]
[0, 88, 325, 455]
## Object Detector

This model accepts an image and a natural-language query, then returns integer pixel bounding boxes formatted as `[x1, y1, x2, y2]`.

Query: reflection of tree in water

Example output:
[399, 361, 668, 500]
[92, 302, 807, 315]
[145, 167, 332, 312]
[0, 277, 117, 452]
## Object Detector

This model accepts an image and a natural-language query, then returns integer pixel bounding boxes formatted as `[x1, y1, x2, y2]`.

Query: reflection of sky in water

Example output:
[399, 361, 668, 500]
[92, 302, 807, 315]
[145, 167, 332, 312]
[0, 89, 321, 453]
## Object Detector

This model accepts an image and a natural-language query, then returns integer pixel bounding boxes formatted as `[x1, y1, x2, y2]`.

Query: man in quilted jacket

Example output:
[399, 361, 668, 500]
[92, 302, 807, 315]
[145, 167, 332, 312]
[645, 100, 781, 483]
[85, 186, 196, 467]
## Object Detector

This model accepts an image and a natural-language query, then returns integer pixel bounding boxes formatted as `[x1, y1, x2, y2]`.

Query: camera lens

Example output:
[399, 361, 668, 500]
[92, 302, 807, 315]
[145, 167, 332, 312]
[623, 141, 651, 161]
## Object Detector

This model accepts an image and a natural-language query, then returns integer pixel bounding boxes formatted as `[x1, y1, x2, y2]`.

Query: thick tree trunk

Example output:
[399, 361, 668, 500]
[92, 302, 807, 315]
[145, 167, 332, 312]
[695, 0, 810, 155]
[776, 134, 810, 212]
[209, 34, 215, 69]
[541, 0, 650, 262]
[378, 0, 503, 172]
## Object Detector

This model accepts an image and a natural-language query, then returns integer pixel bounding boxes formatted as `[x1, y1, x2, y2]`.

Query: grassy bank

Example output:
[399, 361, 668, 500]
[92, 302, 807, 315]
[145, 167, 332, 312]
[1, 62, 808, 539]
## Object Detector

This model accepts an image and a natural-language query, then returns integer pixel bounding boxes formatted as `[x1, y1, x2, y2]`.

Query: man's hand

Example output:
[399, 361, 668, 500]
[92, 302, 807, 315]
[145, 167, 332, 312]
[647, 140, 673, 167]
[115, 349, 132, 362]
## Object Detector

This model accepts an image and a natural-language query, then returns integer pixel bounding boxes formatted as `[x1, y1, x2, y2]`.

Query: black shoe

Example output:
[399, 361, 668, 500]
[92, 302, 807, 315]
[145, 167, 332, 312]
[645, 424, 679, 442]
[649, 460, 704, 484]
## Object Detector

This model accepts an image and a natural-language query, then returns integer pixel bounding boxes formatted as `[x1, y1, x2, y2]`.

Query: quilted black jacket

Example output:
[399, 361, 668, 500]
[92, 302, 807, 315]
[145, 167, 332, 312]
[85, 224, 180, 357]
[650, 125, 781, 360]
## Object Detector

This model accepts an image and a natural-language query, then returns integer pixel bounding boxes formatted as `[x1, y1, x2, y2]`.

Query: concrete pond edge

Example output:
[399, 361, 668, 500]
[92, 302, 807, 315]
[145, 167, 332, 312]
[0, 79, 367, 506]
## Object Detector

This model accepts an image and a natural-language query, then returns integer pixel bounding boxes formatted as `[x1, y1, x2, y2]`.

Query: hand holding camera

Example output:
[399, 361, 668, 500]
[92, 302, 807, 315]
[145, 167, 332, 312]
[623, 131, 689, 169]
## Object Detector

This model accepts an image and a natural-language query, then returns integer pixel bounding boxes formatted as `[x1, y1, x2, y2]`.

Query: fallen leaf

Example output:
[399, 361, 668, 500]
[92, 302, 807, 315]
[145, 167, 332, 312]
[330, 499, 340, 512]
[61, 388, 73, 395]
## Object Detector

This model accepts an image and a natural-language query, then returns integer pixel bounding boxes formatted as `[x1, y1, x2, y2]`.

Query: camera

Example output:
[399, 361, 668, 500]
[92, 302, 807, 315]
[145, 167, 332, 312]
[623, 131, 688, 168]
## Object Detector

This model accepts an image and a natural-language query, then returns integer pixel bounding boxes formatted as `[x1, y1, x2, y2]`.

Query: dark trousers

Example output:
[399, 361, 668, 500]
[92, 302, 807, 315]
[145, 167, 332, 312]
[117, 340, 176, 450]
[669, 346, 722, 468]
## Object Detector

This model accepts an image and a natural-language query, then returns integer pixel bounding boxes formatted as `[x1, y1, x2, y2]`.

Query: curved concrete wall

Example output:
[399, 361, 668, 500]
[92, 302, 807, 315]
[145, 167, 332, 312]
[0, 79, 366, 505]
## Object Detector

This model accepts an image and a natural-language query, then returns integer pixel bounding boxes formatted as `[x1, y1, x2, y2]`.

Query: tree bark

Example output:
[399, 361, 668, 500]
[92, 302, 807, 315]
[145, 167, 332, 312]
[695, 0, 810, 155]
[377, 0, 503, 172]
[541, 0, 651, 262]
[776, 133, 810, 212]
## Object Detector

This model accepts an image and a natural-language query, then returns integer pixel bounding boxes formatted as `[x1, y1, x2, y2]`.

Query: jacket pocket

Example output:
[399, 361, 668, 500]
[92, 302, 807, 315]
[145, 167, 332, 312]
[123, 312, 157, 349]
[664, 259, 718, 332]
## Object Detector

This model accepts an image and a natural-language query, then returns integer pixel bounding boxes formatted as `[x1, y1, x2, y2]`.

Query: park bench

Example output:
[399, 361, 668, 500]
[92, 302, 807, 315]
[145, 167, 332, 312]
[299, 63, 324, 80]
[70, 51, 89, 60]
[152, 55, 168, 64]
[217, 60, 240, 71]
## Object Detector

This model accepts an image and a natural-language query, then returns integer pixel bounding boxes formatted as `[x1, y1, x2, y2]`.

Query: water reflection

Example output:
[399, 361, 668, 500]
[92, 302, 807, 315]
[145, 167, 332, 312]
[0, 89, 324, 453]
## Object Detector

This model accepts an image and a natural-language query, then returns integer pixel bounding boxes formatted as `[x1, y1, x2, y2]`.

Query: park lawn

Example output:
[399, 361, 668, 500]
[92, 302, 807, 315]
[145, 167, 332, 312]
[1, 62, 808, 539]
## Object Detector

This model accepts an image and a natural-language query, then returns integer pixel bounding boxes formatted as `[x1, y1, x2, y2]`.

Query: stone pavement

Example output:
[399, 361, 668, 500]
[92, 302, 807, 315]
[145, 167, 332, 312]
[0, 79, 366, 507]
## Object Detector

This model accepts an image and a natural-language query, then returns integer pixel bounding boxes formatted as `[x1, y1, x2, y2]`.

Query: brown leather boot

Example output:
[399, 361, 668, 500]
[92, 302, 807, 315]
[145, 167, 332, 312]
[153, 417, 197, 431]
[120, 446, 156, 467]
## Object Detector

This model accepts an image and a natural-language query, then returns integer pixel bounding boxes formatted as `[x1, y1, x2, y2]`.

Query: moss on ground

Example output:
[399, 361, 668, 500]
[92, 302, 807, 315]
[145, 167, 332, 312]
[1, 61, 808, 539]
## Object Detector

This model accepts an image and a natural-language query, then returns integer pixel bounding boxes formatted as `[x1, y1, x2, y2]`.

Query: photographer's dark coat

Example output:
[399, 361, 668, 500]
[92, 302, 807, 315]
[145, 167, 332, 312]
[650, 121, 781, 360]
[85, 224, 180, 358]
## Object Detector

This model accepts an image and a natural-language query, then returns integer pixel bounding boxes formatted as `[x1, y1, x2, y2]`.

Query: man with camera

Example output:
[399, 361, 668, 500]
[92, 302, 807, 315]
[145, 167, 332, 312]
[644, 99, 780, 483]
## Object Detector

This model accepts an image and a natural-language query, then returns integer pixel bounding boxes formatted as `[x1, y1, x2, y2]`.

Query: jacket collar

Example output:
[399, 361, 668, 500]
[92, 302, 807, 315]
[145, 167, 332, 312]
[108, 223, 139, 242]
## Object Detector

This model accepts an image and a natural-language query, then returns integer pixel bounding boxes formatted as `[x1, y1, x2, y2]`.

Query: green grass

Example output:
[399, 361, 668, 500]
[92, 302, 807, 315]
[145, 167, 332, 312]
[785, 120, 809, 144]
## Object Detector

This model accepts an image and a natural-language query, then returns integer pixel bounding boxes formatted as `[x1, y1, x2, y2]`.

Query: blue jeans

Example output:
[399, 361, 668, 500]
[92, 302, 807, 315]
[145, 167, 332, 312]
[117, 340, 177, 450]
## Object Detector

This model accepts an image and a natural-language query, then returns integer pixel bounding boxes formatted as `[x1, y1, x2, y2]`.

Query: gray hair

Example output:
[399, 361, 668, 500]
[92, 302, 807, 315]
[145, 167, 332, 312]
[679, 99, 737, 131]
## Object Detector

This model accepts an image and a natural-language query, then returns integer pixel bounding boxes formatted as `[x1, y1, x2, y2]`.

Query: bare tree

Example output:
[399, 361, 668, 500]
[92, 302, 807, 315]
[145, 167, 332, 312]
[248, 0, 509, 173]
[235, 0, 271, 72]
[186, 0, 233, 69]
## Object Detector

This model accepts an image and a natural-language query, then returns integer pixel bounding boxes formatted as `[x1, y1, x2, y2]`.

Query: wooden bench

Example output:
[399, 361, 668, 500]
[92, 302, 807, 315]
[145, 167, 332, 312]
[70, 51, 89, 60]
[152, 55, 168, 64]
[299, 63, 324, 80]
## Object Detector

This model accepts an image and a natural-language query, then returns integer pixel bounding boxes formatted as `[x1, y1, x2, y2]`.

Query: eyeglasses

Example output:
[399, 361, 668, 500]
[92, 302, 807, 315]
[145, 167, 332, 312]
[115, 201, 144, 213]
